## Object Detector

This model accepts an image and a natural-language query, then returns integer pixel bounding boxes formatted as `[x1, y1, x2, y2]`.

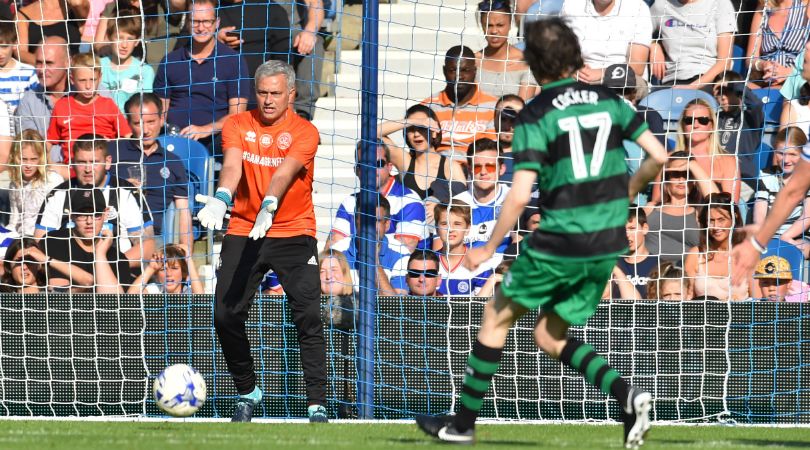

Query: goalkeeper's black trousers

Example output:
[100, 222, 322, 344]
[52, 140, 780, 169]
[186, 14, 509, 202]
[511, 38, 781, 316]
[214, 234, 327, 405]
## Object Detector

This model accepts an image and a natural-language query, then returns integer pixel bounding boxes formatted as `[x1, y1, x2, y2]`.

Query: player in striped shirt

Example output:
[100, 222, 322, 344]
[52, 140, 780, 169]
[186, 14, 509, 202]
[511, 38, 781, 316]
[417, 18, 667, 448]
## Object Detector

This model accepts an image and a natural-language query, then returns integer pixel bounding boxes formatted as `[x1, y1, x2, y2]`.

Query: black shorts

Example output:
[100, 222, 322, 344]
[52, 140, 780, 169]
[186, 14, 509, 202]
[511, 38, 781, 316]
[215, 234, 321, 311]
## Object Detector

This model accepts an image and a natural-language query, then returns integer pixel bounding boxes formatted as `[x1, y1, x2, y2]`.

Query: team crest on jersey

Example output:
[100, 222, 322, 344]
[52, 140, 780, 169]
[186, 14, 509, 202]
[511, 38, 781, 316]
[106, 206, 119, 221]
[457, 281, 470, 293]
[245, 131, 256, 143]
[503, 271, 512, 287]
[160, 167, 171, 179]
[277, 132, 292, 150]
[478, 223, 488, 235]
[260, 134, 273, 148]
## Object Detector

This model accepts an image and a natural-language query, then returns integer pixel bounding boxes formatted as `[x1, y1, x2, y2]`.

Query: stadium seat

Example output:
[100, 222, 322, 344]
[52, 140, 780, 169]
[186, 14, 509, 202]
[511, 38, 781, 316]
[757, 141, 774, 171]
[732, 45, 745, 75]
[638, 89, 719, 130]
[752, 88, 783, 126]
[158, 135, 214, 243]
[765, 238, 805, 281]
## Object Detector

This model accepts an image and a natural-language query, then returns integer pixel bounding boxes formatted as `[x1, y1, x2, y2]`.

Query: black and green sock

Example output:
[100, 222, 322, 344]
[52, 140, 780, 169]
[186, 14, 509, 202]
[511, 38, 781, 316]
[559, 338, 630, 403]
[454, 340, 503, 432]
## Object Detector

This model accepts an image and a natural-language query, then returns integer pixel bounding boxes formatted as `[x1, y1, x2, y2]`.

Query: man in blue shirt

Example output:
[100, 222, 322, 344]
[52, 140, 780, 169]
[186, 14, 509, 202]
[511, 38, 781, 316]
[110, 93, 190, 249]
[153, 0, 250, 156]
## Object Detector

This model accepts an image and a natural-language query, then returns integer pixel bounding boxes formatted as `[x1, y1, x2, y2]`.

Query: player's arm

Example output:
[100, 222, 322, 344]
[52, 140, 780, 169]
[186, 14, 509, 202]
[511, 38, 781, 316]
[464, 170, 536, 268]
[263, 157, 304, 200]
[733, 159, 810, 284]
[629, 130, 668, 200]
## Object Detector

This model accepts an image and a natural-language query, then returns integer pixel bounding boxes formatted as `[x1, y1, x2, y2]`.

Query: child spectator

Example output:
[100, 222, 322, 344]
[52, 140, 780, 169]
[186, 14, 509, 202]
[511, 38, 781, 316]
[128, 244, 204, 294]
[752, 255, 809, 302]
[0, 21, 38, 116]
[712, 71, 765, 192]
[646, 261, 693, 301]
[753, 127, 810, 256]
[607, 207, 660, 300]
[0, 239, 46, 293]
[7, 129, 64, 236]
[47, 52, 132, 166]
[435, 201, 495, 296]
[99, 15, 155, 113]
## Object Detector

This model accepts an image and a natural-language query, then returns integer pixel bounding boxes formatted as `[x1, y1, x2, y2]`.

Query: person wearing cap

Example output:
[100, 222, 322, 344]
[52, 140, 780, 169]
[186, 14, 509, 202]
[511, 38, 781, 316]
[34, 134, 155, 270]
[37, 186, 131, 293]
[712, 70, 765, 194]
[326, 141, 427, 253]
[752, 255, 809, 302]
[560, 0, 652, 83]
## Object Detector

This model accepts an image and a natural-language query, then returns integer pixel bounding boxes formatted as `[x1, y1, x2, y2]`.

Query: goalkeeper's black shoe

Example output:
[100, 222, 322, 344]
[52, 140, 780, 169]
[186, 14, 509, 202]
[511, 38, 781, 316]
[622, 388, 652, 449]
[415, 415, 474, 445]
[231, 399, 256, 422]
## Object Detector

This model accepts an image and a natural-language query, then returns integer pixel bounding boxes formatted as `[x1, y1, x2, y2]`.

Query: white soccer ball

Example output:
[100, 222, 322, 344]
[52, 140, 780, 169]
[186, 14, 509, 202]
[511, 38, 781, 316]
[153, 364, 207, 417]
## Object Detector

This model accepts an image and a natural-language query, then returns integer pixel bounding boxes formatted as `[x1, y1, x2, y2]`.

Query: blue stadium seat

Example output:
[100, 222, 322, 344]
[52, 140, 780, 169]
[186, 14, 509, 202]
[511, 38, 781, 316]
[638, 89, 719, 129]
[732, 45, 745, 75]
[765, 238, 805, 281]
[757, 141, 774, 171]
[752, 88, 783, 126]
[158, 135, 214, 242]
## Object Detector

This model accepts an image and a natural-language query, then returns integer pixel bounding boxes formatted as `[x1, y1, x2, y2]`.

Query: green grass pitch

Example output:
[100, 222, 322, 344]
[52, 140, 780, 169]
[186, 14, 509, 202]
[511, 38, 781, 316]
[1, 421, 809, 449]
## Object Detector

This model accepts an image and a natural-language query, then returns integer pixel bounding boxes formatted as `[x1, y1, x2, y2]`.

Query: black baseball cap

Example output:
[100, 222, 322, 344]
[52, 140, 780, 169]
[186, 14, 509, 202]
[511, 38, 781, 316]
[602, 64, 637, 94]
[69, 186, 106, 215]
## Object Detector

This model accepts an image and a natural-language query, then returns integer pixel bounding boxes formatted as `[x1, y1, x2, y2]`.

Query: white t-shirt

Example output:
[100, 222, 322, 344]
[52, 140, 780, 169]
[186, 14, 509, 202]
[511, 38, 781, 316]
[562, 0, 653, 69]
[650, 0, 737, 83]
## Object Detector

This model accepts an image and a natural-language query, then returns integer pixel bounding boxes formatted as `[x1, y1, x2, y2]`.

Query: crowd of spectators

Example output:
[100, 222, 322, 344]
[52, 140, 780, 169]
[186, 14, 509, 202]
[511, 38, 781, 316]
[0, 0, 807, 302]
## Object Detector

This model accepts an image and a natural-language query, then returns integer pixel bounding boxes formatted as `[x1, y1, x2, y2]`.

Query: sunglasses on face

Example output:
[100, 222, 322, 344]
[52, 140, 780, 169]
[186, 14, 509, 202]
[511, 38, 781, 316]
[473, 163, 498, 175]
[407, 269, 439, 278]
[664, 170, 688, 180]
[376, 159, 389, 168]
[682, 116, 712, 126]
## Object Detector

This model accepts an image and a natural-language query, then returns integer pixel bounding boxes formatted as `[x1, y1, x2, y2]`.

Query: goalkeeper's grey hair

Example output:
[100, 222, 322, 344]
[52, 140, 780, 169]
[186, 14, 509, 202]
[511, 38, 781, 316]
[255, 60, 296, 91]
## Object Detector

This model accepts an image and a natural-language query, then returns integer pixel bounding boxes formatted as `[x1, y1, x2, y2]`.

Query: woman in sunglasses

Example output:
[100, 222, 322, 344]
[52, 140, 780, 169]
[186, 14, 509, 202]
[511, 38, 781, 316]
[675, 99, 741, 202]
[684, 192, 749, 301]
[377, 103, 466, 200]
[0, 239, 46, 293]
[644, 151, 719, 263]
[476, 0, 536, 100]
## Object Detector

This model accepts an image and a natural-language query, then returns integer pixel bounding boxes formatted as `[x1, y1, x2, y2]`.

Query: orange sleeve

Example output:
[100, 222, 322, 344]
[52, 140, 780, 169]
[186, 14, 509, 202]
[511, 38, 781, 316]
[285, 124, 318, 166]
[221, 115, 242, 151]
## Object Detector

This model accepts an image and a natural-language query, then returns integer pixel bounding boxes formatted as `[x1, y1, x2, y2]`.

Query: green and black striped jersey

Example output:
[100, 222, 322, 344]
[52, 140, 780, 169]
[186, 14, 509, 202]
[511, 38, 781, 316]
[513, 78, 648, 261]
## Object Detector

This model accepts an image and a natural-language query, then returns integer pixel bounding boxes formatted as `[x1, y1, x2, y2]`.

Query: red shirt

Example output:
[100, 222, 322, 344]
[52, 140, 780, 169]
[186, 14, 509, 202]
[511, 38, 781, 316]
[47, 95, 132, 164]
[221, 110, 319, 238]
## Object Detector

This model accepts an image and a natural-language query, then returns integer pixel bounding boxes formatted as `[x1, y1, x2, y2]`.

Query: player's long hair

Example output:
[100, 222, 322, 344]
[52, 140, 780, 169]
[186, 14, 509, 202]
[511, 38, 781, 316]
[8, 130, 49, 189]
[675, 99, 726, 157]
[696, 192, 744, 262]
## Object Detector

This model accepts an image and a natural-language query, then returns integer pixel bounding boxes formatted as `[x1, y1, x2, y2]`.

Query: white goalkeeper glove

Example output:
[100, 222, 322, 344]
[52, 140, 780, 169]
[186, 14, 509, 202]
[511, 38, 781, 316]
[248, 196, 278, 240]
[196, 188, 232, 230]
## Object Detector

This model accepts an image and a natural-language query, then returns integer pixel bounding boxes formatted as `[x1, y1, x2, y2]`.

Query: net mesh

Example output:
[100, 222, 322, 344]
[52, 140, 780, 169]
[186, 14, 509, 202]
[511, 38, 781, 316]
[0, 0, 807, 425]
